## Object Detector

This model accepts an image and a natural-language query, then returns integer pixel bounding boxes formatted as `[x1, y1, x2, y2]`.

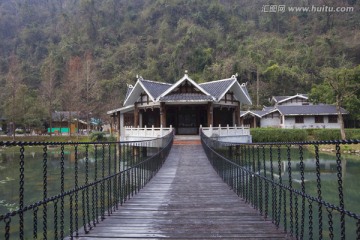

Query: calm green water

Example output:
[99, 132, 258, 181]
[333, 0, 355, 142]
[1, 146, 360, 239]
[0, 145, 125, 239]
[254, 147, 360, 239]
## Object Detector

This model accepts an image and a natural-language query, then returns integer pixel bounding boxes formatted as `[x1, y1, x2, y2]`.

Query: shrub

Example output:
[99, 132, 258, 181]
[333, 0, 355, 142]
[107, 134, 117, 142]
[89, 131, 106, 142]
[311, 129, 360, 141]
[250, 128, 360, 143]
[250, 128, 308, 142]
[15, 128, 24, 134]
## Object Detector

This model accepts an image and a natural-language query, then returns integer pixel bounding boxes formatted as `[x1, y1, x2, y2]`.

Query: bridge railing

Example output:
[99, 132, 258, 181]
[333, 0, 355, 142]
[201, 131, 360, 240]
[123, 125, 173, 141]
[0, 131, 173, 240]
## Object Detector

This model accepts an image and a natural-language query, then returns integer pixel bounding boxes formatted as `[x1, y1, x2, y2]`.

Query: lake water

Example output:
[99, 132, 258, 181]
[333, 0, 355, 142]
[0, 145, 359, 239]
[258, 147, 360, 239]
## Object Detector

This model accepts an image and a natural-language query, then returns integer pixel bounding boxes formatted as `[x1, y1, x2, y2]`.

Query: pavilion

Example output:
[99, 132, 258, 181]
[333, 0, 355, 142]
[108, 72, 252, 138]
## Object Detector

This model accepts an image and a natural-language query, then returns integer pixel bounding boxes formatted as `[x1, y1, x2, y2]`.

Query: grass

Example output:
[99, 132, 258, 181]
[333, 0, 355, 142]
[0, 135, 91, 143]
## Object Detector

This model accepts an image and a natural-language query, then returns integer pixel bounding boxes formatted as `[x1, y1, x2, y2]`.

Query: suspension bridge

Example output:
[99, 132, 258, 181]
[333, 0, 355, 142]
[0, 132, 359, 239]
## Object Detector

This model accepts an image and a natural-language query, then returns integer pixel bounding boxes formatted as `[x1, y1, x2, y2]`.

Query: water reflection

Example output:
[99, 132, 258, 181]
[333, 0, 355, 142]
[263, 158, 341, 183]
[1, 146, 359, 239]
[0, 148, 92, 211]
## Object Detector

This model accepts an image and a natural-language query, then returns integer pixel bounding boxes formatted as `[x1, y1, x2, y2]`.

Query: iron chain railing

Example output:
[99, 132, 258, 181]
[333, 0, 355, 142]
[0, 131, 173, 240]
[201, 131, 360, 240]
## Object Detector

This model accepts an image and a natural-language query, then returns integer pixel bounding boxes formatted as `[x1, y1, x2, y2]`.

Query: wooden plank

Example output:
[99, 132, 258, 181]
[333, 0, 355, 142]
[71, 145, 291, 239]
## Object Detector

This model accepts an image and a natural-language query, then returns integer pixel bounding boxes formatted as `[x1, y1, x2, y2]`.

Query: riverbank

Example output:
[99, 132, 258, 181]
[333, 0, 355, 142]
[0, 135, 90, 142]
[318, 144, 360, 155]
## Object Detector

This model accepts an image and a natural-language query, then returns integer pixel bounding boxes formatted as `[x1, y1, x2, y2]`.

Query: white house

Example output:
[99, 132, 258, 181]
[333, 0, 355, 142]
[108, 73, 252, 140]
[240, 94, 348, 129]
[270, 94, 310, 106]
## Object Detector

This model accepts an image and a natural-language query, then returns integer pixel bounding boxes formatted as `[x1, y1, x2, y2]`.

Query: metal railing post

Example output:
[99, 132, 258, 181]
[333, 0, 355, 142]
[198, 132, 360, 240]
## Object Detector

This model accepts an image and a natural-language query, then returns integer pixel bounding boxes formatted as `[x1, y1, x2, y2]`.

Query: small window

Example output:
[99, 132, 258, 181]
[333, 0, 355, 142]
[328, 115, 338, 123]
[295, 116, 304, 123]
[315, 116, 324, 123]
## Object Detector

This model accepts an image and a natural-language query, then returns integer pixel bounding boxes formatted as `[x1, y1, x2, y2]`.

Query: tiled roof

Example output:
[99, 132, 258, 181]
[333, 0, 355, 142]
[263, 106, 275, 111]
[115, 74, 252, 110]
[272, 96, 292, 102]
[199, 79, 235, 100]
[272, 94, 308, 103]
[140, 79, 172, 99]
[240, 85, 251, 101]
[124, 86, 133, 101]
[157, 74, 213, 100]
[160, 93, 214, 102]
[240, 110, 271, 117]
[277, 105, 348, 116]
[253, 110, 269, 116]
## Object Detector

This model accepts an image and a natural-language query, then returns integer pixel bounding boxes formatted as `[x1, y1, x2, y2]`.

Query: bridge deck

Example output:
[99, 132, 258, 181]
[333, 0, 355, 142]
[75, 144, 290, 239]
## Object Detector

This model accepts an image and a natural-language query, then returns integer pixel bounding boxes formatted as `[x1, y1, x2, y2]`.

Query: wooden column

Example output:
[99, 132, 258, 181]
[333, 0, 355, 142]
[117, 112, 121, 140]
[234, 102, 240, 126]
[160, 102, 166, 127]
[207, 102, 213, 127]
[134, 104, 139, 127]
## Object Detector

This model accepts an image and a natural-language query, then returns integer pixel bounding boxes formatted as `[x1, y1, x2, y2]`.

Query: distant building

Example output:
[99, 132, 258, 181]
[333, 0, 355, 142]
[240, 94, 348, 129]
[108, 73, 252, 137]
[270, 94, 310, 106]
[50, 111, 87, 134]
[0, 117, 6, 133]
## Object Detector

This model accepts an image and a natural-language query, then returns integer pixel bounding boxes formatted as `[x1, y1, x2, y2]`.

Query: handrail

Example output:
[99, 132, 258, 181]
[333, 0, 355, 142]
[201, 130, 360, 239]
[123, 126, 173, 140]
[201, 124, 250, 137]
[0, 131, 174, 240]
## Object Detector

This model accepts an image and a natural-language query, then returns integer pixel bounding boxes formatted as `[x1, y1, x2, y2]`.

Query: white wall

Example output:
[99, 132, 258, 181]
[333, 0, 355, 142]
[260, 114, 342, 129]
[260, 112, 281, 127]
[283, 116, 341, 129]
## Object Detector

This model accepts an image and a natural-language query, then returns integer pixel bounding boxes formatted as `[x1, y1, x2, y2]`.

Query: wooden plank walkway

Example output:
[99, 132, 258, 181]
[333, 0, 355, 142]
[173, 135, 201, 145]
[74, 144, 290, 239]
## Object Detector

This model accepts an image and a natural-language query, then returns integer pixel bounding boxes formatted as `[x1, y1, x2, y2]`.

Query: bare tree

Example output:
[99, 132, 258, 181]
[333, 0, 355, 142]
[82, 51, 101, 133]
[4, 54, 23, 140]
[41, 54, 58, 136]
[62, 56, 83, 136]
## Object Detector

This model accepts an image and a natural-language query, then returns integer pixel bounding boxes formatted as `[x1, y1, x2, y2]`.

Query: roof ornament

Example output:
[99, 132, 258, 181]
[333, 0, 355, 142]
[231, 73, 238, 79]
[136, 74, 143, 80]
[184, 70, 188, 77]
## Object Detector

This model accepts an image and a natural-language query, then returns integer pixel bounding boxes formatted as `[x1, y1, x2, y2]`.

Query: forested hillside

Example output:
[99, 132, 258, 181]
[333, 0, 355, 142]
[0, 0, 359, 129]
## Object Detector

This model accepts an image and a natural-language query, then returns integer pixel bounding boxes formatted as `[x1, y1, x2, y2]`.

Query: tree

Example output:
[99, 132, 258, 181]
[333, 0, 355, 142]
[22, 90, 46, 134]
[61, 56, 83, 136]
[309, 66, 360, 140]
[81, 51, 101, 132]
[41, 52, 61, 136]
[263, 63, 305, 96]
[3, 55, 24, 139]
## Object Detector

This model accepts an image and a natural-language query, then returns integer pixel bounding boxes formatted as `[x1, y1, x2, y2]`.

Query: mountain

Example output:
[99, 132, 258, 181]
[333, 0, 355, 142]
[0, 0, 359, 127]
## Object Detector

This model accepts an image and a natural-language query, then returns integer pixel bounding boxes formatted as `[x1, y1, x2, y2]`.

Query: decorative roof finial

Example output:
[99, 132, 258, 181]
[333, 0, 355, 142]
[185, 70, 188, 76]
